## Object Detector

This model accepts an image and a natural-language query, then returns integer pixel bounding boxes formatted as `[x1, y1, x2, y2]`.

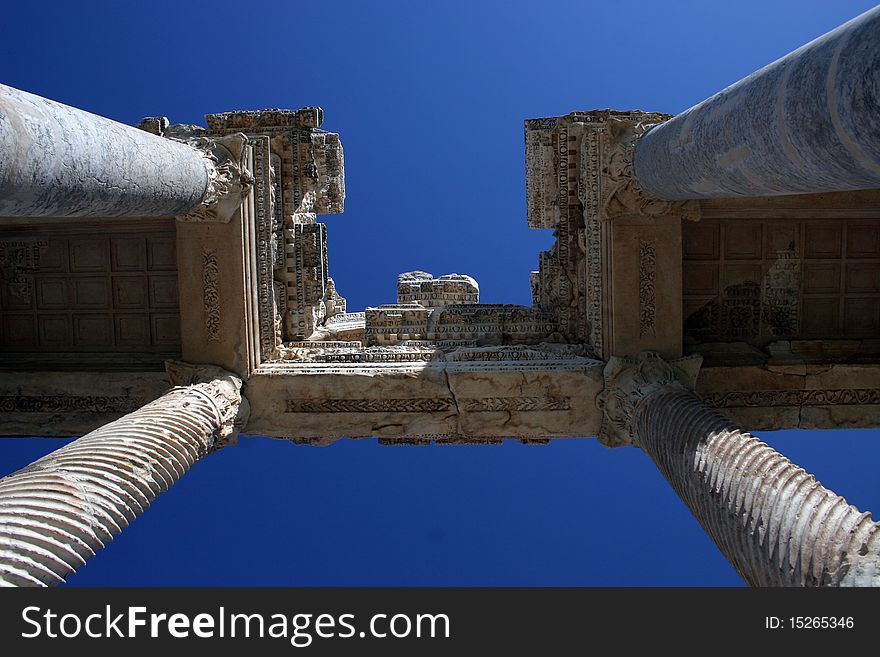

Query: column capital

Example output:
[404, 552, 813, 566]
[596, 351, 702, 448]
[600, 113, 701, 222]
[176, 133, 254, 223]
[165, 360, 249, 446]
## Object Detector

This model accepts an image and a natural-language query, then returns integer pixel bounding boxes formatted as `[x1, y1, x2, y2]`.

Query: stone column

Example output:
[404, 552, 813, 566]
[0, 84, 223, 218]
[0, 364, 245, 587]
[599, 352, 879, 586]
[633, 6, 880, 199]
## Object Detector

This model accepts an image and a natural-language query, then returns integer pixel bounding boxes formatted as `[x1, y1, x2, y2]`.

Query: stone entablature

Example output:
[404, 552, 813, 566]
[246, 343, 604, 444]
[524, 110, 698, 357]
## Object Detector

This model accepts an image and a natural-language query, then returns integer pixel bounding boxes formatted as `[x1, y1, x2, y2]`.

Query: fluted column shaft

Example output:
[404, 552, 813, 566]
[632, 385, 879, 586]
[0, 83, 212, 218]
[0, 370, 242, 587]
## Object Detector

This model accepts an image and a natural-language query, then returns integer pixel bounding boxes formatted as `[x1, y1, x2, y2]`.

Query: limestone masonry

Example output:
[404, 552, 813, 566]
[1, 6, 879, 586]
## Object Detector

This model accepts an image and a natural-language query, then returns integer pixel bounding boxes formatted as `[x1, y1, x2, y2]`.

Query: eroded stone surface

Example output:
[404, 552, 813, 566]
[525, 110, 697, 357]
[397, 271, 479, 307]
[246, 343, 603, 444]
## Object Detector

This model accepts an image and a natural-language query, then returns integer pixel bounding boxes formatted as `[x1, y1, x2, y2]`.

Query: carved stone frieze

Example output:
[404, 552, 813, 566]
[597, 351, 702, 448]
[702, 388, 880, 408]
[205, 107, 344, 217]
[0, 395, 143, 413]
[285, 398, 455, 413]
[199, 109, 347, 352]
[638, 239, 657, 338]
[202, 249, 220, 342]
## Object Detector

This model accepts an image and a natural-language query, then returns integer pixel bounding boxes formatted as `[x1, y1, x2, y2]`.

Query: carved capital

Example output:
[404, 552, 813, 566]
[178, 133, 254, 223]
[601, 115, 700, 222]
[596, 351, 702, 448]
[165, 360, 249, 446]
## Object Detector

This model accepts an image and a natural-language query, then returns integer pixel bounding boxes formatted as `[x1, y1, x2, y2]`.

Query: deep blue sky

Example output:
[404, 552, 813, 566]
[1, 0, 879, 586]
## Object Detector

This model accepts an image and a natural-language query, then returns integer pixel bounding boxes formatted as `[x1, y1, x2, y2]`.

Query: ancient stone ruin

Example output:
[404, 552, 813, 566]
[1, 7, 879, 586]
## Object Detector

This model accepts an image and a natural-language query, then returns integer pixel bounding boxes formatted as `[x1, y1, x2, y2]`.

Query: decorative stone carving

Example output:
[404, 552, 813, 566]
[461, 396, 572, 412]
[285, 398, 456, 413]
[597, 351, 702, 448]
[397, 271, 479, 307]
[201, 109, 346, 350]
[359, 271, 559, 348]
[0, 395, 142, 413]
[600, 114, 700, 222]
[638, 239, 656, 338]
[177, 133, 254, 224]
[134, 116, 169, 136]
[525, 110, 700, 351]
[165, 360, 249, 444]
[205, 107, 344, 217]
[251, 136, 281, 360]
[702, 388, 880, 408]
[284, 222, 329, 340]
[365, 302, 559, 348]
[0, 239, 48, 302]
[203, 249, 221, 342]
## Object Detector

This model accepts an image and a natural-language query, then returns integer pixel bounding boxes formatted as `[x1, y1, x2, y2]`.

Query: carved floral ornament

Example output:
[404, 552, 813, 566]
[178, 133, 254, 223]
[596, 351, 702, 448]
[599, 115, 701, 222]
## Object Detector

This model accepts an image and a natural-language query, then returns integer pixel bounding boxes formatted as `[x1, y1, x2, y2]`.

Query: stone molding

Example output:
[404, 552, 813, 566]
[597, 351, 702, 448]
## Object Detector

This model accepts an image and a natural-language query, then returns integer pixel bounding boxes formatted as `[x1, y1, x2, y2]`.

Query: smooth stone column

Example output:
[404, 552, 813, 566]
[632, 385, 879, 586]
[0, 84, 211, 217]
[633, 6, 880, 199]
[0, 367, 242, 587]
